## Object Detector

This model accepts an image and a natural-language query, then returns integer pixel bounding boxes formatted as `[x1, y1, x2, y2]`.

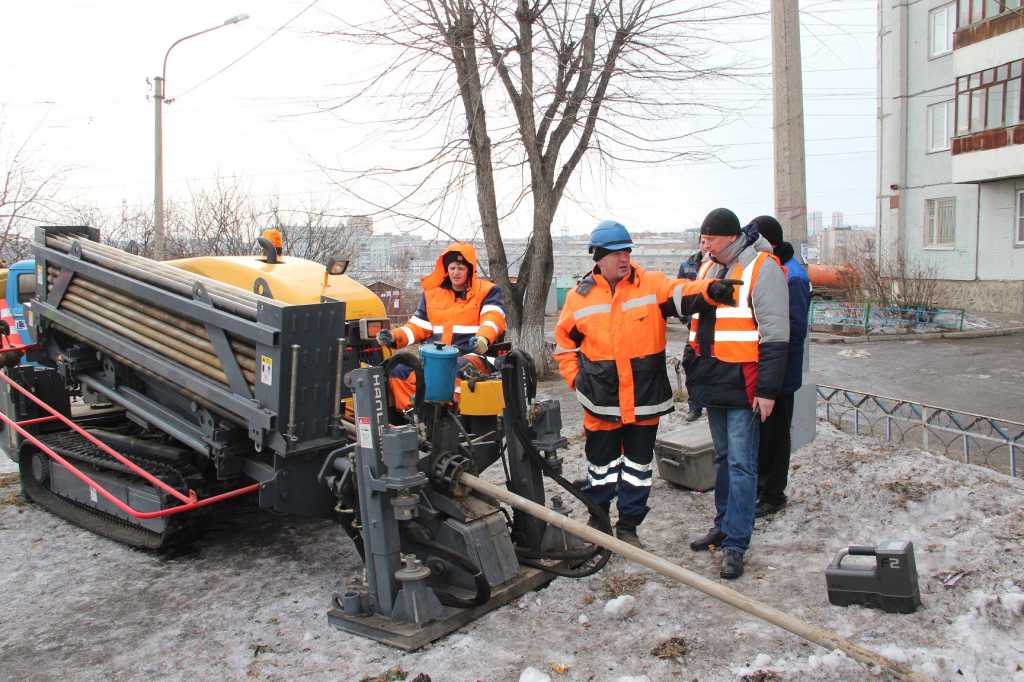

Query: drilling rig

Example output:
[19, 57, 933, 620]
[1, 225, 605, 649]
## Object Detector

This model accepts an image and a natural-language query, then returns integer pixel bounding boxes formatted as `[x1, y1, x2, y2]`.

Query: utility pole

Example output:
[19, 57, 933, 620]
[771, 0, 816, 453]
[154, 76, 165, 260]
[771, 0, 808, 249]
[152, 14, 250, 261]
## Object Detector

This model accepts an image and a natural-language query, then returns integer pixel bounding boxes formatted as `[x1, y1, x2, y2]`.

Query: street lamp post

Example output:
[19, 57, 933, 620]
[153, 13, 249, 260]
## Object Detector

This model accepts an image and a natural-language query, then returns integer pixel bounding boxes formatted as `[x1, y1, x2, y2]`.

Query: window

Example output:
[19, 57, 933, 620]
[1008, 78, 1022, 126]
[958, 0, 1023, 27]
[1017, 190, 1024, 245]
[930, 3, 956, 57]
[928, 100, 953, 151]
[955, 59, 1024, 135]
[17, 273, 36, 299]
[987, 84, 1004, 128]
[925, 198, 956, 248]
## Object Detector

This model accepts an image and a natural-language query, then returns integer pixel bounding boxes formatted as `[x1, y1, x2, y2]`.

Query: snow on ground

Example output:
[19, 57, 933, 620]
[1, 381, 1022, 682]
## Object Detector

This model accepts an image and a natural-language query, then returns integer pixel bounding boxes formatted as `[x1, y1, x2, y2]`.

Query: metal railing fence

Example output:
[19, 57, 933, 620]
[816, 384, 1021, 478]
[809, 301, 966, 333]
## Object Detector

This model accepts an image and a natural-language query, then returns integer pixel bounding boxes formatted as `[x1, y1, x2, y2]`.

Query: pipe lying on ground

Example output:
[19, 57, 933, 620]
[459, 473, 933, 682]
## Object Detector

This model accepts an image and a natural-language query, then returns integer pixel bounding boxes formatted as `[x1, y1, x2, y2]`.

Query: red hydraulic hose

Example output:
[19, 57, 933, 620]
[0, 371, 262, 519]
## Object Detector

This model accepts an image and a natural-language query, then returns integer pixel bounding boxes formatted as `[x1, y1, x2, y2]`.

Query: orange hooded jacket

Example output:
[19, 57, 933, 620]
[392, 243, 506, 354]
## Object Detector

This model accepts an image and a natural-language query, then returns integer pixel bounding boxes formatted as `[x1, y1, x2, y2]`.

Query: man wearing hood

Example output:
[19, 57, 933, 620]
[377, 243, 505, 410]
[750, 215, 811, 518]
[684, 208, 789, 579]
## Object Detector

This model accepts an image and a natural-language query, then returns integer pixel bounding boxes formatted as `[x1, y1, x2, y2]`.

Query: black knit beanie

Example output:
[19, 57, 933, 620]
[700, 208, 741, 236]
[751, 215, 784, 247]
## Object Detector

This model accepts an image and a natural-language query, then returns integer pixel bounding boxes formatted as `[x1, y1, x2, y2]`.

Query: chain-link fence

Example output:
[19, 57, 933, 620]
[816, 385, 1022, 478]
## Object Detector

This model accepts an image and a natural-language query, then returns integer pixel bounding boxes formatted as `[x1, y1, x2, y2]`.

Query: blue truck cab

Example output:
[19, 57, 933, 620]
[1, 259, 37, 348]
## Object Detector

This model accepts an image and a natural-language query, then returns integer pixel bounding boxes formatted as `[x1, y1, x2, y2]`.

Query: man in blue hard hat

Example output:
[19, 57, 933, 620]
[553, 220, 741, 548]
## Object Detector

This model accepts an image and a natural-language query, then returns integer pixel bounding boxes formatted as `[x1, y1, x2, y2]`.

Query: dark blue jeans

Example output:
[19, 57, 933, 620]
[706, 406, 760, 553]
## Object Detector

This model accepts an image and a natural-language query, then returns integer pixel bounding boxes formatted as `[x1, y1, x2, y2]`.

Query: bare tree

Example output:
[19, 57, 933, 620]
[321, 1, 756, 368]
[0, 117, 70, 262]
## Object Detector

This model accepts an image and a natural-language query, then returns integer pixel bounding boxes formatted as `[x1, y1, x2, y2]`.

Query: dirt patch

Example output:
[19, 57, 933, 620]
[881, 479, 941, 509]
[603, 572, 648, 598]
[0, 472, 20, 487]
[651, 636, 689, 662]
[740, 672, 782, 682]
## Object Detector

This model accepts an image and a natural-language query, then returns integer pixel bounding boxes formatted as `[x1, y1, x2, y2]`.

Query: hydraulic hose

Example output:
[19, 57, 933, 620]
[501, 349, 612, 578]
[382, 351, 425, 422]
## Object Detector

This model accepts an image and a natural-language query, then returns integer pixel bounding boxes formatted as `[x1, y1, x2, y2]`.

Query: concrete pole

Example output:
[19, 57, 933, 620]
[771, 0, 808, 248]
[771, 0, 816, 453]
[153, 76, 165, 261]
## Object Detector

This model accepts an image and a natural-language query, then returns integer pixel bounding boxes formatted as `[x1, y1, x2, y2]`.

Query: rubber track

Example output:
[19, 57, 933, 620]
[20, 431, 209, 550]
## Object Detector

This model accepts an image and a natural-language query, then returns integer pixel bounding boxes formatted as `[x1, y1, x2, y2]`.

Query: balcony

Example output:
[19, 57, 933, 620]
[954, 2, 1023, 78]
[951, 55, 1024, 183]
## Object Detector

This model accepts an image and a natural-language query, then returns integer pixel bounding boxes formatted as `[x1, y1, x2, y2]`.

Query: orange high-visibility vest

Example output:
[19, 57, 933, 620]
[688, 252, 771, 363]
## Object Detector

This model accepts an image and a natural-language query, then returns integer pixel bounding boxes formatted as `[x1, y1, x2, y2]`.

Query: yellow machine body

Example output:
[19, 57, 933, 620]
[168, 255, 387, 321]
[458, 378, 505, 416]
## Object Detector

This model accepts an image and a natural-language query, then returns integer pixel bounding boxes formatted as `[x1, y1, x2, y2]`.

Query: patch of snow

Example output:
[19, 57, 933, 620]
[519, 667, 551, 682]
[603, 595, 636, 619]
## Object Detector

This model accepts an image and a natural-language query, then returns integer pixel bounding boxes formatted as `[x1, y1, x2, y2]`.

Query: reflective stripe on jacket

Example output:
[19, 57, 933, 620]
[553, 263, 717, 425]
[683, 238, 790, 408]
[392, 243, 506, 354]
[687, 252, 771, 363]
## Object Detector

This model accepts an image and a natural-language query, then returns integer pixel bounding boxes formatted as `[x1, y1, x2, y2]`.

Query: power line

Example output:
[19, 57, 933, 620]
[174, 0, 322, 100]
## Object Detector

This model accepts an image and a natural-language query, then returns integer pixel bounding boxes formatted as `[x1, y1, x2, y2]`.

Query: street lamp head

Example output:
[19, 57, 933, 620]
[223, 13, 250, 25]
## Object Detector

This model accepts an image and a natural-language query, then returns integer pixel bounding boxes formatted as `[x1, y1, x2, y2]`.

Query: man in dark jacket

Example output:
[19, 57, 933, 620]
[676, 250, 704, 421]
[750, 215, 811, 517]
[684, 208, 789, 579]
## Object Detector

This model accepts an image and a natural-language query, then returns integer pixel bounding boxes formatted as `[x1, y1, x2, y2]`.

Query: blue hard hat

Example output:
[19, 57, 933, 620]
[588, 220, 634, 253]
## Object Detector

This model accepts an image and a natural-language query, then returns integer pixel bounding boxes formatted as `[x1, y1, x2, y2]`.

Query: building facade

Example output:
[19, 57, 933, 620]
[878, 1, 1024, 314]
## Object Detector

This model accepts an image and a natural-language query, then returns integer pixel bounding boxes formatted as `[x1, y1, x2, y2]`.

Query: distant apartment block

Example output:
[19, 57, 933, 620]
[878, 0, 1024, 314]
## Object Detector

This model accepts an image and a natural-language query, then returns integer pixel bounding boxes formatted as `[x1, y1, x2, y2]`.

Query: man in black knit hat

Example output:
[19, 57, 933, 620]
[684, 208, 789, 579]
[749, 215, 811, 518]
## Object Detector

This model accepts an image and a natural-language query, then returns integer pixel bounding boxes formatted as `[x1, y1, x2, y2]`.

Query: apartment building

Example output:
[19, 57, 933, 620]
[878, 1, 1024, 314]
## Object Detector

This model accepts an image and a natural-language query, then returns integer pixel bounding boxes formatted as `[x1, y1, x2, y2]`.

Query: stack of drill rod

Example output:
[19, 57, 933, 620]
[44, 236, 259, 392]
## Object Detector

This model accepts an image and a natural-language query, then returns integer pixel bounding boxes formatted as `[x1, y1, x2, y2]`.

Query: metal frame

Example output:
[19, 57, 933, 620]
[816, 384, 1021, 478]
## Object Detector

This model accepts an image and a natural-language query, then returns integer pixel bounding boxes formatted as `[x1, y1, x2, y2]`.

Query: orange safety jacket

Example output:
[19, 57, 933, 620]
[554, 263, 717, 426]
[392, 243, 506, 354]
[688, 252, 773, 363]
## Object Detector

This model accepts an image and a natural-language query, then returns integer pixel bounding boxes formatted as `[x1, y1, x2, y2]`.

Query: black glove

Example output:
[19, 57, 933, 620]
[708, 279, 744, 305]
[376, 329, 396, 348]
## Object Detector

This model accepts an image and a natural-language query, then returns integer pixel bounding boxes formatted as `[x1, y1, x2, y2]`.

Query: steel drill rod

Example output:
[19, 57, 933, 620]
[458, 474, 933, 682]
[48, 271, 256, 360]
[62, 291, 257, 386]
[46, 235, 262, 304]
[60, 236, 262, 310]
[61, 282, 257, 373]
[46, 237, 258, 319]
[59, 297, 251, 388]
[51, 322, 244, 428]
[66, 237, 265, 306]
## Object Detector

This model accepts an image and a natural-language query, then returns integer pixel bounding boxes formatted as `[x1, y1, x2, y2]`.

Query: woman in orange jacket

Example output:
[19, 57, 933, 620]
[377, 243, 506, 411]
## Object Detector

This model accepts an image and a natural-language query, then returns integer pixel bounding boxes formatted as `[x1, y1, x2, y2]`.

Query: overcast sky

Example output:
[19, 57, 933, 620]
[1, 0, 877, 239]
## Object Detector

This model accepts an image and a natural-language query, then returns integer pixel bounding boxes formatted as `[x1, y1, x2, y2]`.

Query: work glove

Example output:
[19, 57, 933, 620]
[376, 329, 396, 348]
[708, 279, 744, 305]
[470, 335, 489, 354]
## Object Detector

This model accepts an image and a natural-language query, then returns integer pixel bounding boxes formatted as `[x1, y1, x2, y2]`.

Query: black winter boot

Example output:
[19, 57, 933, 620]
[689, 527, 726, 552]
[720, 548, 744, 579]
[587, 504, 612, 534]
[615, 515, 645, 549]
